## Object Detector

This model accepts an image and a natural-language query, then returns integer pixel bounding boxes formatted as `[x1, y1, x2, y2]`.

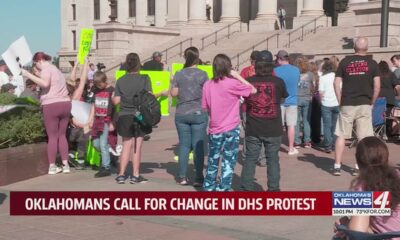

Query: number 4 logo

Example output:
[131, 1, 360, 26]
[373, 191, 391, 208]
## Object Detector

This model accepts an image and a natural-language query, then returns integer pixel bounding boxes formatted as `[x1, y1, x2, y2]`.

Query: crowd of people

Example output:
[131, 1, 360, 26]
[0, 36, 399, 237]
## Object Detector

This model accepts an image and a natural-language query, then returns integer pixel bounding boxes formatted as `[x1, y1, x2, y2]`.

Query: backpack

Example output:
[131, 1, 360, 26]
[133, 89, 161, 127]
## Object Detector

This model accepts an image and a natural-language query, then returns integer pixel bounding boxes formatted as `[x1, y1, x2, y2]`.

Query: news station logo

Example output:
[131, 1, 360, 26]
[332, 191, 391, 216]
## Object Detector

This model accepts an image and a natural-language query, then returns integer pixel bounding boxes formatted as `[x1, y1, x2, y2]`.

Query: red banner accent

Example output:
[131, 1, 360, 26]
[10, 191, 332, 216]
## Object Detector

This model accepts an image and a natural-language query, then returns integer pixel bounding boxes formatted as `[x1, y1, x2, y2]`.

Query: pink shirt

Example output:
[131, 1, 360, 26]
[371, 206, 400, 239]
[39, 64, 70, 105]
[354, 181, 400, 238]
[202, 77, 252, 134]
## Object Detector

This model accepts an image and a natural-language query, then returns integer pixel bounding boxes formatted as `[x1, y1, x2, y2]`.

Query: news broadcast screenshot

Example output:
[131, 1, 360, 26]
[1, 0, 400, 239]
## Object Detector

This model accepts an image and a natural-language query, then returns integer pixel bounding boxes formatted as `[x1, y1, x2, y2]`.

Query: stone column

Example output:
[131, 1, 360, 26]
[117, 0, 129, 24]
[220, 0, 240, 22]
[188, 0, 207, 24]
[293, 0, 328, 29]
[136, 0, 148, 26]
[250, 0, 277, 31]
[256, 0, 277, 20]
[338, 0, 367, 26]
[166, 0, 188, 26]
[301, 0, 324, 16]
[155, 0, 167, 27]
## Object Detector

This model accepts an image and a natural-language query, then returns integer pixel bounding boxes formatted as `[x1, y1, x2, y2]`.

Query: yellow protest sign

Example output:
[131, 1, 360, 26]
[140, 71, 171, 116]
[114, 70, 171, 116]
[115, 70, 127, 80]
[78, 28, 94, 64]
[171, 63, 213, 79]
[171, 63, 213, 107]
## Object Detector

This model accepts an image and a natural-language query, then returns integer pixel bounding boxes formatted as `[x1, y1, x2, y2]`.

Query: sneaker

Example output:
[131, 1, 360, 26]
[62, 165, 71, 174]
[109, 147, 119, 156]
[48, 165, 62, 175]
[94, 168, 111, 178]
[288, 148, 299, 155]
[333, 168, 341, 176]
[115, 175, 126, 184]
[351, 168, 359, 176]
[177, 177, 189, 185]
[324, 147, 332, 154]
[193, 180, 204, 188]
[304, 142, 312, 148]
[294, 144, 301, 149]
[75, 161, 86, 170]
[130, 175, 148, 184]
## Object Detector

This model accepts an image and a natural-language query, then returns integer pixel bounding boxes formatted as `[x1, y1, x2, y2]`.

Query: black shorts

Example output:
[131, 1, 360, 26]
[117, 115, 152, 138]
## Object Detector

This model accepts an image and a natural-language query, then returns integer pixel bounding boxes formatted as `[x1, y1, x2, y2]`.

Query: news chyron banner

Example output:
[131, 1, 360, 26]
[10, 191, 392, 216]
[11, 192, 328, 216]
[332, 191, 391, 216]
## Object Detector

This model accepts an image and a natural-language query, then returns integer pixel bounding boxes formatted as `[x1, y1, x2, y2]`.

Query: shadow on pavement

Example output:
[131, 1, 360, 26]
[0, 193, 7, 206]
[298, 153, 355, 175]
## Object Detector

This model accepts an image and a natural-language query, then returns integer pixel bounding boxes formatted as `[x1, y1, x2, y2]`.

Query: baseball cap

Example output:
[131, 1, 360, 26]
[153, 51, 162, 58]
[255, 50, 273, 63]
[276, 50, 289, 59]
[1, 83, 16, 92]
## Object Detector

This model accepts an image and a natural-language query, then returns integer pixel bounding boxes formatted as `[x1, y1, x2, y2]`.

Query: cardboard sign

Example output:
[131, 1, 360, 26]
[78, 29, 94, 64]
[115, 70, 171, 116]
[71, 100, 92, 124]
[1, 36, 33, 76]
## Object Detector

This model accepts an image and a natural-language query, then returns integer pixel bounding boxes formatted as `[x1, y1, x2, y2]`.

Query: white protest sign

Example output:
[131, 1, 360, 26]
[1, 36, 33, 76]
[71, 100, 92, 124]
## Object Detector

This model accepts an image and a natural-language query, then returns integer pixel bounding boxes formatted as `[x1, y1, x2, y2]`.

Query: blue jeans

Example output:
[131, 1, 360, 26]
[203, 126, 240, 192]
[241, 136, 281, 191]
[93, 123, 111, 169]
[295, 99, 312, 144]
[321, 105, 339, 148]
[175, 112, 208, 181]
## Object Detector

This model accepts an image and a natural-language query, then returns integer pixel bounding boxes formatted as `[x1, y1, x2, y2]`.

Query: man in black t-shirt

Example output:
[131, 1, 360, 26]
[333, 37, 381, 176]
[142, 51, 164, 71]
[240, 50, 288, 192]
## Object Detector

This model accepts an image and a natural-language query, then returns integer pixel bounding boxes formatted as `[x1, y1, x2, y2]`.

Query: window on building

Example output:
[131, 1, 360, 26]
[72, 30, 76, 50]
[72, 4, 76, 20]
[147, 0, 155, 16]
[129, 0, 136, 17]
[94, 0, 100, 20]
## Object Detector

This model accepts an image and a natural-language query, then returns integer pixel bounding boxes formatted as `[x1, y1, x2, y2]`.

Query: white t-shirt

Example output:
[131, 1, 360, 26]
[319, 72, 339, 107]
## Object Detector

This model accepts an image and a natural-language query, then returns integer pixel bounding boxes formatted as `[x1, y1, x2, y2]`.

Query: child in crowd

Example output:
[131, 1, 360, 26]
[89, 71, 114, 178]
[202, 54, 256, 191]
[113, 53, 152, 184]
[334, 137, 400, 238]
[240, 50, 288, 192]
[67, 60, 90, 169]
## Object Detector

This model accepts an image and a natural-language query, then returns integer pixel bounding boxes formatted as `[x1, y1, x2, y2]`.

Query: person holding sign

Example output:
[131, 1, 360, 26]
[21, 52, 71, 175]
[171, 47, 209, 186]
[113, 53, 153, 184]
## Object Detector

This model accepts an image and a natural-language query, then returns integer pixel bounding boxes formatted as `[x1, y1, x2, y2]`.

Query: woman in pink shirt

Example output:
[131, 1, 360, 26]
[22, 52, 71, 175]
[202, 54, 256, 191]
[334, 136, 400, 239]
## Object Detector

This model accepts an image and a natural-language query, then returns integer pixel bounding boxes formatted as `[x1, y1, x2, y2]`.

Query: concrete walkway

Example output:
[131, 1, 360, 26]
[1, 114, 399, 240]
